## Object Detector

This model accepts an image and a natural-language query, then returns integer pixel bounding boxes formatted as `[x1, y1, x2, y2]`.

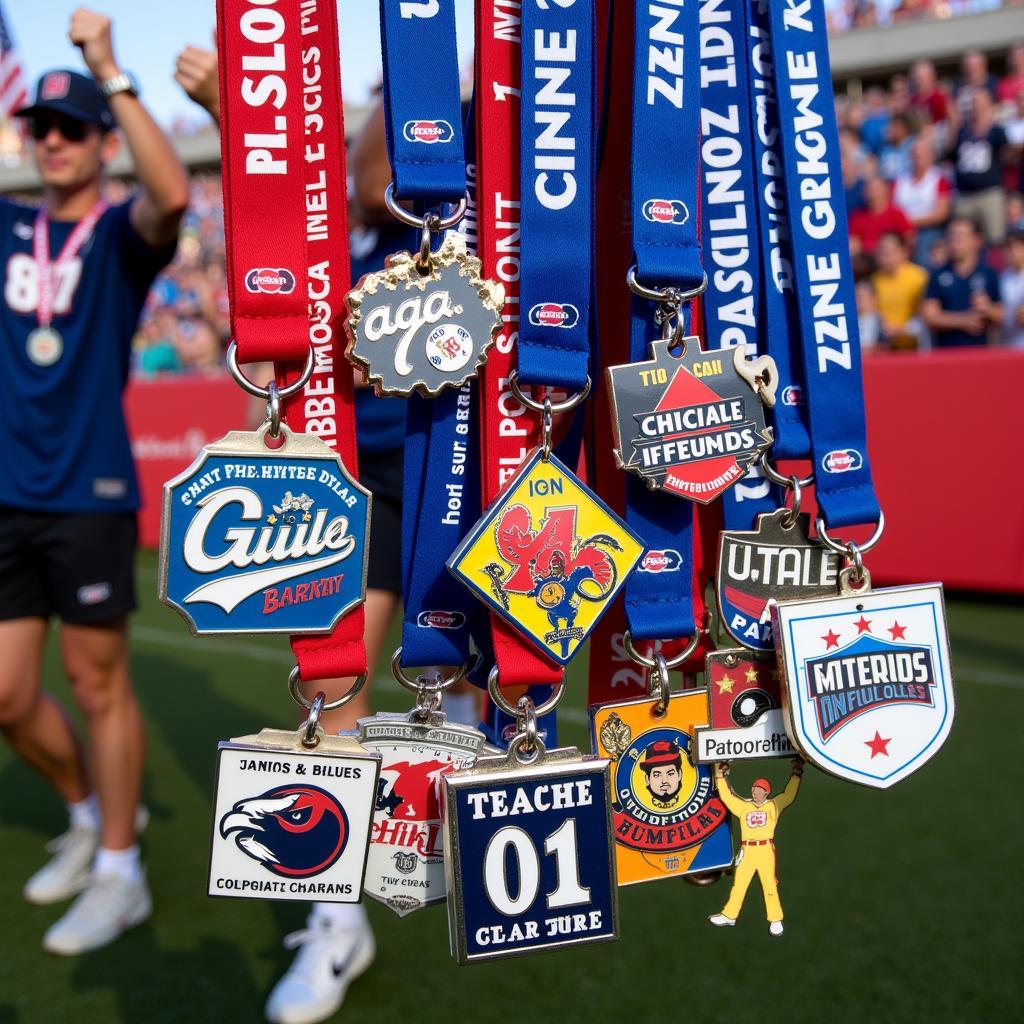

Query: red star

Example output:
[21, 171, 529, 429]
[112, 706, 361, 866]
[822, 629, 841, 649]
[854, 616, 872, 634]
[864, 731, 891, 758]
[888, 621, 907, 640]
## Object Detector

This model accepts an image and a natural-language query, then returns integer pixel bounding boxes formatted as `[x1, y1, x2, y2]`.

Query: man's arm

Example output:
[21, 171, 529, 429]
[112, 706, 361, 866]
[70, 8, 189, 248]
[175, 45, 220, 124]
[921, 297, 986, 336]
[713, 763, 746, 815]
[773, 758, 803, 813]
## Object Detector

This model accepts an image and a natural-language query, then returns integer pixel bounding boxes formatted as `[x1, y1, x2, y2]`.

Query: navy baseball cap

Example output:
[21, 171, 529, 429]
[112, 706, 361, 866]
[14, 69, 114, 130]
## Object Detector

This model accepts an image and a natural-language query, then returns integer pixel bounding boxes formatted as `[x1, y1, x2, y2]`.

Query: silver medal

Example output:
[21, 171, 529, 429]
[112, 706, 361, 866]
[26, 326, 63, 367]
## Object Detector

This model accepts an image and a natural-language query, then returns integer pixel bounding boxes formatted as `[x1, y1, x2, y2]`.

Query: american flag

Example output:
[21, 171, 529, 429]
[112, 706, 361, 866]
[0, 3, 28, 120]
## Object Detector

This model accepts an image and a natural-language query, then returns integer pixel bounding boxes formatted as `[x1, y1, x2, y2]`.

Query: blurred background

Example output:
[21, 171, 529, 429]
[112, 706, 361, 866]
[0, 1, 1020, 1021]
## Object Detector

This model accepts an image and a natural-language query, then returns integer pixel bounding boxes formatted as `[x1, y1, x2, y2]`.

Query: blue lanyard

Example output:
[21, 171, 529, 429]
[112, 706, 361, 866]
[699, 0, 779, 529]
[516, 0, 596, 391]
[622, 0, 702, 643]
[744, 0, 811, 462]
[379, 0, 466, 203]
[767, 0, 880, 529]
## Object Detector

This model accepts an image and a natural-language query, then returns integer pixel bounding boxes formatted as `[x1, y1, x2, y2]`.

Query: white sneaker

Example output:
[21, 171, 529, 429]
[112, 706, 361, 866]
[24, 826, 99, 905]
[265, 915, 376, 1024]
[708, 913, 736, 927]
[42, 873, 152, 955]
[769, 920, 784, 936]
[24, 805, 151, 906]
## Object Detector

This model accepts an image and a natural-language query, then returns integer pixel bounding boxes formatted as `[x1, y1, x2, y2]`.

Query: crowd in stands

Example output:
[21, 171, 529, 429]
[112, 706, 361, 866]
[124, 39, 1024, 376]
[841, 43, 1024, 350]
[826, 0, 1021, 32]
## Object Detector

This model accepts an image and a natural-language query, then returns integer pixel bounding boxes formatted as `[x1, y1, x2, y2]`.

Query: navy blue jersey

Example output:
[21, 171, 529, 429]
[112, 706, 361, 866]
[925, 260, 1000, 348]
[0, 198, 175, 512]
[350, 223, 412, 454]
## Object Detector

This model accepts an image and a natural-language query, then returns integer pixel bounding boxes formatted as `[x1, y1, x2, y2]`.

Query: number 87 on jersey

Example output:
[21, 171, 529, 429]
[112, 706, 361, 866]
[442, 742, 620, 963]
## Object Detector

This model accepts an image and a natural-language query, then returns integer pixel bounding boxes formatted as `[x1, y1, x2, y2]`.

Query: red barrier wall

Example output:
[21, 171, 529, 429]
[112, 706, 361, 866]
[127, 350, 1024, 592]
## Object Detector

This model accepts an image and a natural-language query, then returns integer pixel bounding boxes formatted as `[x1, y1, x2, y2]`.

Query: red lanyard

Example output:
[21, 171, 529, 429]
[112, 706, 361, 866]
[216, 0, 365, 682]
[32, 201, 107, 326]
[475, 3, 561, 690]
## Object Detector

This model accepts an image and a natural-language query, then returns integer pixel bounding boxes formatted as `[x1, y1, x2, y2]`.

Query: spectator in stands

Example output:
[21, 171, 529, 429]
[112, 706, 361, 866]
[856, 278, 882, 351]
[949, 89, 1011, 243]
[849, 174, 915, 256]
[879, 114, 914, 180]
[872, 231, 929, 349]
[1000, 227, 1024, 347]
[955, 49, 999, 121]
[921, 216, 1003, 346]
[909, 59, 952, 132]
[998, 42, 1024, 106]
[841, 126, 875, 213]
[860, 87, 891, 155]
[894, 135, 954, 265]
[1007, 191, 1024, 232]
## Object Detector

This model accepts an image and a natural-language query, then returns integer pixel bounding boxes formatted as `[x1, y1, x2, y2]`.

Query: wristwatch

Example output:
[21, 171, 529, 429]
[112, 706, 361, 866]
[99, 72, 140, 100]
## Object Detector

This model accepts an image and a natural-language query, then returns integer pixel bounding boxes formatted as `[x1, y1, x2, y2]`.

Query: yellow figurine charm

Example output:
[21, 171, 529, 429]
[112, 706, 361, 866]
[708, 758, 803, 936]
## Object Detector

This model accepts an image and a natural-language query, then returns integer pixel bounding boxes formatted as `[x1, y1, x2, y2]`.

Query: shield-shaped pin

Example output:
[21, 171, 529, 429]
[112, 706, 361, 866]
[772, 583, 955, 789]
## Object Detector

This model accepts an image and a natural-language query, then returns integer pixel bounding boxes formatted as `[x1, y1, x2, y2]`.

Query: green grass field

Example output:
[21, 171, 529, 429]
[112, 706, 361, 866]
[0, 551, 1018, 1024]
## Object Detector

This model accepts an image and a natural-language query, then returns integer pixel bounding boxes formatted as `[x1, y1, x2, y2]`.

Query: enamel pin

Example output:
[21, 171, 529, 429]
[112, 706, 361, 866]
[209, 727, 380, 903]
[772, 581, 954, 789]
[606, 338, 776, 503]
[345, 234, 504, 397]
[694, 650, 796, 763]
[447, 449, 644, 665]
[159, 423, 371, 635]
[590, 690, 734, 885]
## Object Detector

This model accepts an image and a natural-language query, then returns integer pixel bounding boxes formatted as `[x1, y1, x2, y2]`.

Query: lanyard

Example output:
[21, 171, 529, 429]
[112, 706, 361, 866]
[33, 201, 107, 327]
[698, 0, 778, 529]
[622, 0, 702, 645]
[516, 0, 595, 392]
[767, 0, 880, 531]
[217, 0, 366, 681]
[379, 0, 466, 204]
[474, 0, 562, 690]
[744, 0, 810, 462]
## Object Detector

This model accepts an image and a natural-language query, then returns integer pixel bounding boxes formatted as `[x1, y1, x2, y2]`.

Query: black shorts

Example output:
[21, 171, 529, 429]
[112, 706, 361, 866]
[359, 446, 403, 595]
[0, 507, 137, 624]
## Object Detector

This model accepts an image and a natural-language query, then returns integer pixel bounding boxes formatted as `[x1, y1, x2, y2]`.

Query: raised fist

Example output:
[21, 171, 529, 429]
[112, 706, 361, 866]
[69, 8, 120, 83]
[175, 45, 219, 123]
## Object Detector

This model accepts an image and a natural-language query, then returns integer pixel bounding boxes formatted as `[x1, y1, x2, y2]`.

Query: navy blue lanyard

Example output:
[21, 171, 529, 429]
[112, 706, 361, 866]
[622, 0, 703, 644]
[744, 0, 811, 462]
[767, 0, 880, 529]
[516, 0, 596, 391]
[699, 0, 779, 529]
[379, 0, 466, 203]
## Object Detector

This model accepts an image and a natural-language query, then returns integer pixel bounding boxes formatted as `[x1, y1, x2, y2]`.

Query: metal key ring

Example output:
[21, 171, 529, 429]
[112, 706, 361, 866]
[390, 647, 470, 695]
[288, 665, 368, 712]
[623, 630, 701, 671]
[759, 452, 814, 490]
[384, 182, 468, 232]
[815, 511, 885, 557]
[301, 691, 326, 748]
[227, 342, 314, 401]
[507, 370, 592, 415]
[626, 265, 708, 305]
[487, 665, 565, 720]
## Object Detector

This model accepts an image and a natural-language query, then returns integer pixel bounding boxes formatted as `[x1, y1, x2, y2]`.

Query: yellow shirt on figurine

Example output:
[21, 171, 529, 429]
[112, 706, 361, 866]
[714, 774, 800, 843]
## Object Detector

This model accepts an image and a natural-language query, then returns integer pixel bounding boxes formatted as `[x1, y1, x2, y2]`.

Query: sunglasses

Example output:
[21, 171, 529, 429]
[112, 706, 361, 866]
[27, 114, 94, 143]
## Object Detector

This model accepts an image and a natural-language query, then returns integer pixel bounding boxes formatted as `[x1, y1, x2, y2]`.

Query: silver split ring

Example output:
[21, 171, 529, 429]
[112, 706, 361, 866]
[288, 665, 368, 712]
[487, 665, 565, 720]
[507, 370, 592, 415]
[626, 265, 708, 305]
[623, 630, 701, 671]
[227, 342, 314, 401]
[390, 647, 469, 695]
[815, 512, 885, 558]
[384, 182, 468, 232]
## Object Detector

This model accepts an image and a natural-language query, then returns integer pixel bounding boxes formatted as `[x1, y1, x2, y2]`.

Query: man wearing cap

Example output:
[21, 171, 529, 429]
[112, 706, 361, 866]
[708, 759, 803, 936]
[640, 740, 684, 809]
[0, 8, 188, 955]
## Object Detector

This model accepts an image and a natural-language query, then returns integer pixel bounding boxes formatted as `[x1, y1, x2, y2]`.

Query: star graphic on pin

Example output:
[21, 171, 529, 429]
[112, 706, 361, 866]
[865, 731, 891, 758]
[267, 514, 278, 525]
[744, 667, 759, 683]
[717, 673, 735, 694]
[854, 616, 872, 634]
[302, 511, 312, 522]
[822, 629, 841, 650]
[888, 621, 907, 640]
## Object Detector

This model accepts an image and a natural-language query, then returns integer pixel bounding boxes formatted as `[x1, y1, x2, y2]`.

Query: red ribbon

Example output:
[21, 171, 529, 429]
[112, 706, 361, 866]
[217, 0, 365, 682]
[475, 2, 561, 689]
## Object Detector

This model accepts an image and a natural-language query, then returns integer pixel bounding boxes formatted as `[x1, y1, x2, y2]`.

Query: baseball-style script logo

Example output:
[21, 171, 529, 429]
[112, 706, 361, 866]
[181, 488, 356, 613]
[363, 290, 462, 377]
[402, 119, 455, 144]
[416, 610, 466, 630]
[639, 549, 681, 573]
[821, 448, 863, 474]
[220, 785, 349, 878]
[527, 303, 580, 329]
[642, 198, 689, 225]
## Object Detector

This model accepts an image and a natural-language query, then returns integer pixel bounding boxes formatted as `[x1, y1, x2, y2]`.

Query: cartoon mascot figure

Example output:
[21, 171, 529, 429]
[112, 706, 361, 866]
[640, 739, 684, 809]
[709, 758, 803, 936]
